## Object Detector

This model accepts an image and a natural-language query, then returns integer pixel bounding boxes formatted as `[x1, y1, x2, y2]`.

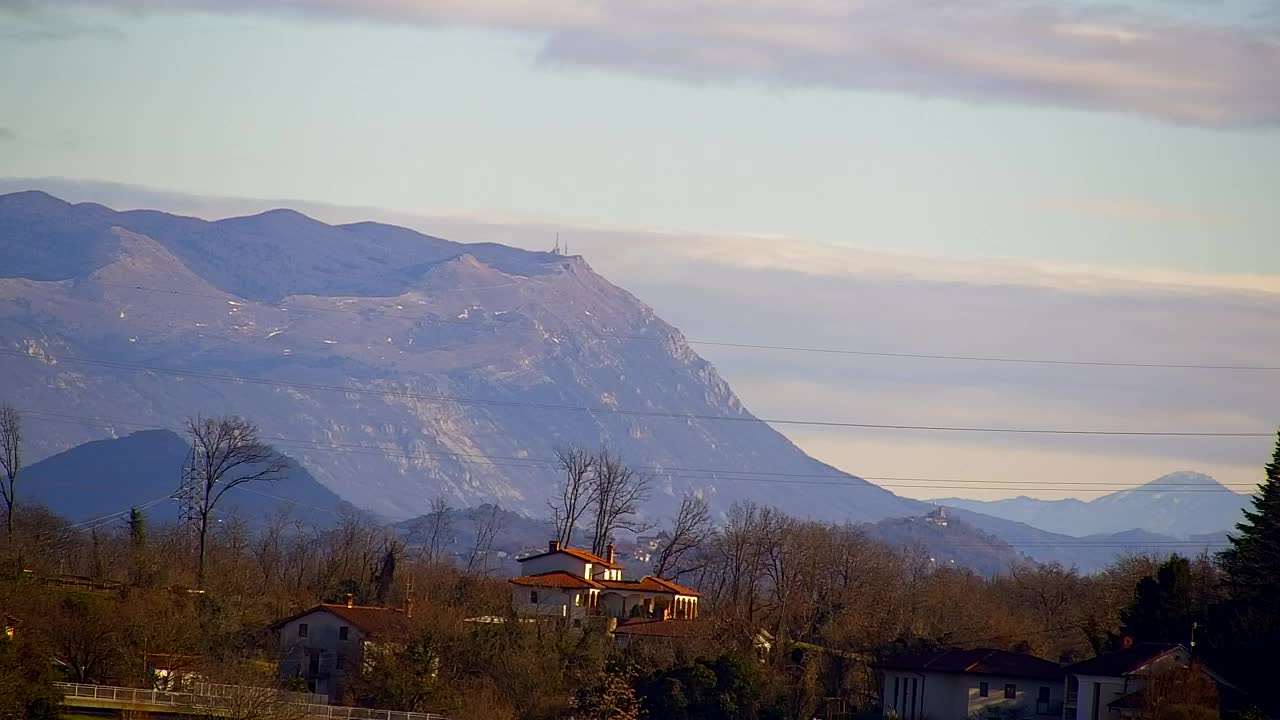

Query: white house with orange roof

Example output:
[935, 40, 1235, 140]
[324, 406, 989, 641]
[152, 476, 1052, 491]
[510, 540, 699, 624]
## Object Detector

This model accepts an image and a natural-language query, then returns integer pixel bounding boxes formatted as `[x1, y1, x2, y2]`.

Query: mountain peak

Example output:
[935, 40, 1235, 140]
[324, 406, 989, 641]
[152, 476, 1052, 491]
[0, 189, 72, 213]
[1145, 471, 1229, 491]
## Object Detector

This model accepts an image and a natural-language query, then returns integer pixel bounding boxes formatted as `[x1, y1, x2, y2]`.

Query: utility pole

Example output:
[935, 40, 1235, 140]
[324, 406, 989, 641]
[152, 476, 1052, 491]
[1190, 621, 1198, 655]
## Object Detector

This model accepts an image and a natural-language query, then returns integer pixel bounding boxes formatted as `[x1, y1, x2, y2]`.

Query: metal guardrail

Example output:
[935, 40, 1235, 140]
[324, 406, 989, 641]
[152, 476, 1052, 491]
[55, 682, 446, 720]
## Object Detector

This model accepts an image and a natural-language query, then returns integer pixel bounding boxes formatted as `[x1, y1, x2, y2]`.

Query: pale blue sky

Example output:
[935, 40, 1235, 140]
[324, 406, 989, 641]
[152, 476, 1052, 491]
[2, 2, 1279, 273]
[2, 1, 1279, 501]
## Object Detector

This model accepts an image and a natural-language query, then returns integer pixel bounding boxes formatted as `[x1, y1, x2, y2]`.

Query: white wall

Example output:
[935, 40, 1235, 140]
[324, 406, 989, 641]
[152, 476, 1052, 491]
[512, 586, 593, 622]
[882, 671, 1063, 720]
[519, 553, 590, 578]
[277, 610, 367, 698]
[1073, 675, 1127, 720]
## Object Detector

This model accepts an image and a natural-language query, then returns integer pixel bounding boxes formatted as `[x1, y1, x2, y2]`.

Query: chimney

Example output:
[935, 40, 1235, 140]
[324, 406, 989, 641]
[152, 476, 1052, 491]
[346, 594, 354, 609]
[549, 540, 561, 553]
[606, 543, 615, 565]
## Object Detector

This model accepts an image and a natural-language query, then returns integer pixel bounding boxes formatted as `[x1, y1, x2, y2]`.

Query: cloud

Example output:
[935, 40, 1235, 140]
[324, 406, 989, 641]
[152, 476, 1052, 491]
[3, 0, 1278, 126]
[1037, 193, 1241, 231]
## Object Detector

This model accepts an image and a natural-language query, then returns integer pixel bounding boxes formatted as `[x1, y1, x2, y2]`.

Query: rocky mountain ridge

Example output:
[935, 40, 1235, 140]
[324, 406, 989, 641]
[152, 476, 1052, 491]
[0, 190, 923, 522]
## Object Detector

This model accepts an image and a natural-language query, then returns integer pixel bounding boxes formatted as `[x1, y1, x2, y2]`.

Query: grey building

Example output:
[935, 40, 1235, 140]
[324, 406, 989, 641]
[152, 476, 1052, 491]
[272, 600, 410, 700]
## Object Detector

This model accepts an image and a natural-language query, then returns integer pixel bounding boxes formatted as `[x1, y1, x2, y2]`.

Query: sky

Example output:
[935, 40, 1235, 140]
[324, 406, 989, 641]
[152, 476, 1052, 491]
[2, 0, 1279, 501]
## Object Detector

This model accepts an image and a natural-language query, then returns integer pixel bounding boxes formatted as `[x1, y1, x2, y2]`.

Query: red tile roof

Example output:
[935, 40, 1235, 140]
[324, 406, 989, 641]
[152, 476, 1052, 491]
[270, 603, 411, 637]
[510, 571, 603, 589]
[518, 546, 621, 569]
[612, 619, 698, 638]
[598, 576, 701, 596]
[877, 648, 1061, 681]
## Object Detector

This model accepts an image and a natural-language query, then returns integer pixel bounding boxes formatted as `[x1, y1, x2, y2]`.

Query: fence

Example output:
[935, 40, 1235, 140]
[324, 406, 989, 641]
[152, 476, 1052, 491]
[55, 682, 447, 720]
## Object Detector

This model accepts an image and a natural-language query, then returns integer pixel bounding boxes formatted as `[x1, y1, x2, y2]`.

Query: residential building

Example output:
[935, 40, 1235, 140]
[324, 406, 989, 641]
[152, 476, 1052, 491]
[510, 540, 700, 624]
[1063, 644, 1235, 720]
[876, 648, 1064, 720]
[272, 599, 410, 699]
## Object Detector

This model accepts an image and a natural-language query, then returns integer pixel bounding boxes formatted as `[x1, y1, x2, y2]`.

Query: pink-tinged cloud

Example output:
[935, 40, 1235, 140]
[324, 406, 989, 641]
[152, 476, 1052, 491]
[5, 0, 1280, 125]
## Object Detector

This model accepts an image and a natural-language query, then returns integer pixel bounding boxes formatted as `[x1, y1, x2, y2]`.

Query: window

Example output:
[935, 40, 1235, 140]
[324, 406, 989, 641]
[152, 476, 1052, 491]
[979, 682, 989, 697]
[530, 591, 539, 604]
[297, 623, 309, 638]
[338, 626, 349, 641]
[575, 593, 583, 607]
[1005, 684, 1017, 700]
[1037, 686, 1052, 715]
[584, 563, 592, 579]
[336, 653, 347, 670]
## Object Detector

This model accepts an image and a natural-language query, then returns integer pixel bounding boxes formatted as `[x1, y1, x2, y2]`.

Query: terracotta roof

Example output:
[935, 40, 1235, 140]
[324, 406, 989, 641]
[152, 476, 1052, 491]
[270, 604, 411, 637]
[1063, 644, 1183, 678]
[509, 571, 602, 590]
[598, 577, 701, 596]
[877, 648, 1061, 681]
[518, 546, 621, 569]
[612, 619, 698, 638]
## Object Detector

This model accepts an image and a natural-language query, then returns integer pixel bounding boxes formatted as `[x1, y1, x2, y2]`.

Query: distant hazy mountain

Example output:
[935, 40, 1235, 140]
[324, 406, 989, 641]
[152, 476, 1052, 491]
[19, 430, 347, 527]
[935, 472, 1252, 538]
[0, 190, 923, 523]
[862, 513, 1031, 577]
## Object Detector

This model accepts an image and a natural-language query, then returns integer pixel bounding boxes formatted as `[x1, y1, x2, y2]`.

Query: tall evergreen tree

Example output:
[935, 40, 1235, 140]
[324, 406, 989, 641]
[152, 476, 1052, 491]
[1118, 554, 1195, 645]
[1206, 428, 1280, 712]
[1218, 429, 1280, 599]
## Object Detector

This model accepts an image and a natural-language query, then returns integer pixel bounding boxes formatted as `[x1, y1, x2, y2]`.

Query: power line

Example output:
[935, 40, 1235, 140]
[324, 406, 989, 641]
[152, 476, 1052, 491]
[18, 409, 1263, 493]
[3, 350, 1269, 438]
[90, 280, 1280, 372]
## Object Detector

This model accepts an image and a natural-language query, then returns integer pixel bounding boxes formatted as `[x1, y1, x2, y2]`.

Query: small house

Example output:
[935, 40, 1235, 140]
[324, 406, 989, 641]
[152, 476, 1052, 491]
[876, 648, 1064, 720]
[1063, 644, 1236, 720]
[272, 599, 410, 700]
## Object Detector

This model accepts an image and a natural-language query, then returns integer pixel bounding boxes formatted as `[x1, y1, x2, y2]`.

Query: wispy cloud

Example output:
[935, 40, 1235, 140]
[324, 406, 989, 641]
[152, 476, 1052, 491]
[3, 0, 1278, 126]
[1037, 193, 1242, 231]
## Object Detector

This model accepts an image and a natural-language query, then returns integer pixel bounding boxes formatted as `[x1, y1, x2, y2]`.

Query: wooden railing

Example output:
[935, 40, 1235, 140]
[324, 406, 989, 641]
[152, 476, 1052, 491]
[55, 682, 447, 720]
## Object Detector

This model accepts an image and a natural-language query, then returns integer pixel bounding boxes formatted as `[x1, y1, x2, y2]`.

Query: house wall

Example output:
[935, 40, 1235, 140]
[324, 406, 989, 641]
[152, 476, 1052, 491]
[963, 675, 1062, 718]
[1071, 675, 1127, 720]
[519, 553, 590, 578]
[1070, 649, 1191, 720]
[277, 611, 367, 700]
[881, 671, 1063, 720]
[512, 586, 592, 622]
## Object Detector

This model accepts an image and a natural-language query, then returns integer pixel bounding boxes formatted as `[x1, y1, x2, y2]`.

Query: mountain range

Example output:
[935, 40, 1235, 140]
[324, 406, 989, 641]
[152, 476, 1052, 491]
[935, 472, 1251, 538]
[0, 190, 1248, 572]
[0, 190, 921, 523]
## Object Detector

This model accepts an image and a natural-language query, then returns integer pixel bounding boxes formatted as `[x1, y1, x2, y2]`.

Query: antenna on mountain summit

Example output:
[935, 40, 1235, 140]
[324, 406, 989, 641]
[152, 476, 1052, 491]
[553, 233, 562, 255]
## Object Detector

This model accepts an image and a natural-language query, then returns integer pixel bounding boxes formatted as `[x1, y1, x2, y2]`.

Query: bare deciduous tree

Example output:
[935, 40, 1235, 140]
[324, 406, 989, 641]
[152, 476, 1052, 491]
[187, 416, 287, 586]
[466, 504, 503, 576]
[586, 449, 651, 557]
[652, 493, 715, 581]
[408, 495, 454, 565]
[548, 447, 595, 547]
[0, 404, 21, 544]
